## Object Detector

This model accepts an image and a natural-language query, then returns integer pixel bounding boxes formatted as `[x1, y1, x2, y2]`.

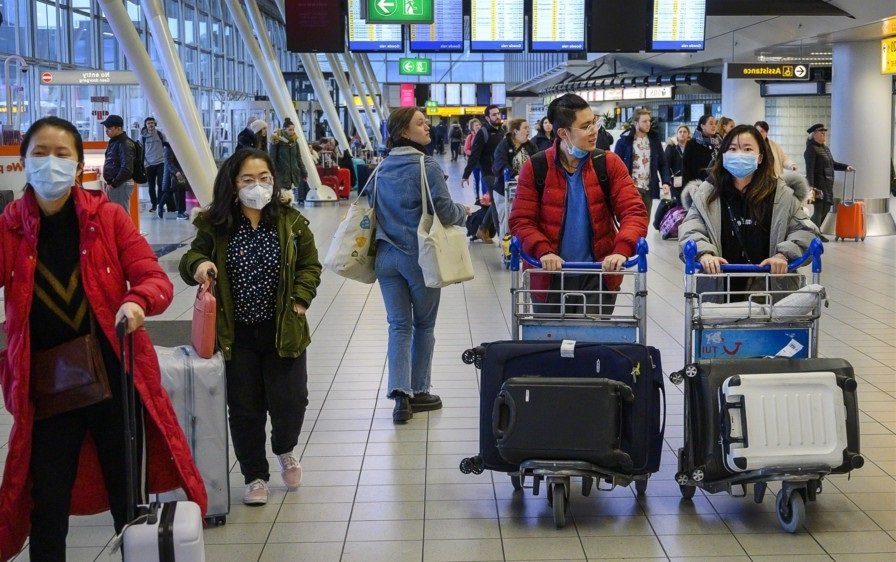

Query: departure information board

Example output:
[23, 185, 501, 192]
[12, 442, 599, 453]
[410, 0, 464, 52]
[651, 0, 706, 51]
[347, 0, 403, 52]
[470, 0, 524, 52]
[530, 0, 585, 52]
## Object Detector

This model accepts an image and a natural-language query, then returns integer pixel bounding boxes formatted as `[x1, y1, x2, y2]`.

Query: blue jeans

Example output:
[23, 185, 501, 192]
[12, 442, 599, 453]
[375, 242, 441, 398]
[472, 167, 483, 198]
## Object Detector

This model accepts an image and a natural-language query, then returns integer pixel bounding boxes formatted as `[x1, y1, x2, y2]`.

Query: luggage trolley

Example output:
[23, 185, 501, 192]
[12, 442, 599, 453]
[671, 238, 862, 532]
[461, 237, 653, 528]
[500, 178, 518, 269]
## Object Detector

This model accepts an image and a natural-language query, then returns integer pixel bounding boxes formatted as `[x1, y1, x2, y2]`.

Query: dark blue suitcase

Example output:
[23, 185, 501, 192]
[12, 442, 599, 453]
[465, 340, 665, 475]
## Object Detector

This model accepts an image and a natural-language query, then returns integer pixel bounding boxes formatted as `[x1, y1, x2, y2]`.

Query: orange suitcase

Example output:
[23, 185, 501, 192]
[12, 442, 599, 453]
[834, 170, 865, 242]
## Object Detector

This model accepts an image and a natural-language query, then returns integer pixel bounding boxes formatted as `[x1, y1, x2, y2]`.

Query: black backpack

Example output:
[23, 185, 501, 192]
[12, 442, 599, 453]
[129, 136, 147, 184]
[529, 148, 618, 229]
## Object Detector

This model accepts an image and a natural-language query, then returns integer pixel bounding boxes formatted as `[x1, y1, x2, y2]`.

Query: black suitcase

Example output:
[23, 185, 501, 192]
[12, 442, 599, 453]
[466, 340, 665, 475]
[494, 377, 634, 469]
[680, 357, 863, 484]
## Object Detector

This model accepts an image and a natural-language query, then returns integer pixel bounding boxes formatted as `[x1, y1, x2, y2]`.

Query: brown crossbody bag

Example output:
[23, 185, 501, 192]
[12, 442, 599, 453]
[30, 314, 112, 420]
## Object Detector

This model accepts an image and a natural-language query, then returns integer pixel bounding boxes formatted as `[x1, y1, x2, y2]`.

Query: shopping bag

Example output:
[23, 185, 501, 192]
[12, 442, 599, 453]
[416, 156, 474, 288]
[191, 273, 217, 359]
[323, 170, 378, 283]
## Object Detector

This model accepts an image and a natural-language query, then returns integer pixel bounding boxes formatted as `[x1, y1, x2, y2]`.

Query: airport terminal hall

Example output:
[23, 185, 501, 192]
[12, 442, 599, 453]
[2, 0, 896, 560]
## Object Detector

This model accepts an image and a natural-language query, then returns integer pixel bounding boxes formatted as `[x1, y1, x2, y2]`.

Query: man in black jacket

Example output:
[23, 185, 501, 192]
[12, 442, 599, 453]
[614, 109, 671, 217]
[462, 104, 503, 202]
[804, 123, 853, 227]
[101, 114, 136, 211]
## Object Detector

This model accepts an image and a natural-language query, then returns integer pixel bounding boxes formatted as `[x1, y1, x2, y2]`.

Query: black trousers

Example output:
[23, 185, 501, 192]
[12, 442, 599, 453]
[29, 336, 144, 561]
[226, 319, 309, 484]
[450, 141, 461, 161]
[145, 163, 164, 207]
[811, 198, 832, 228]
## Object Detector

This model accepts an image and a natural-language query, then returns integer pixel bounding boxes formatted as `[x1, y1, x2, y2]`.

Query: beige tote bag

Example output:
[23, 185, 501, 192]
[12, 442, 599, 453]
[323, 171, 378, 284]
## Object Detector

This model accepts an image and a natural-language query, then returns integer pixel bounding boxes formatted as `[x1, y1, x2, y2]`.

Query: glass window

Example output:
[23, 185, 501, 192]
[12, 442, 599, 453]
[126, 0, 143, 33]
[0, 0, 30, 56]
[183, 4, 195, 44]
[101, 20, 120, 69]
[214, 55, 224, 89]
[71, 8, 93, 66]
[166, 0, 180, 40]
[35, 1, 61, 62]
[198, 15, 210, 50]
[200, 51, 212, 87]
[211, 21, 221, 50]
[224, 24, 234, 58]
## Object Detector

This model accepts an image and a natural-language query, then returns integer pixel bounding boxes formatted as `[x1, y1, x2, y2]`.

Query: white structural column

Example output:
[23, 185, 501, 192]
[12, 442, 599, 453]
[351, 52, 385, 139]
[225, 0, 325, 194]
[98, 0, 215, 204]
[358, 53, 389, 120]
[829, 40, 895, 236]
[343, 51, 384, 147]
[362, 55, 390, 117]
[720, 63, 765, 128]
[325, 53, 373, 149]
[299, 53, 350, 150]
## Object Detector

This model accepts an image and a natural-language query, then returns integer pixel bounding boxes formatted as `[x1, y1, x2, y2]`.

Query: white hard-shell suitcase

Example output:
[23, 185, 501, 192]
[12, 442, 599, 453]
[720, 371, 849, 473]
[156, 345, 230, 525]
[115, 325, 206, 561]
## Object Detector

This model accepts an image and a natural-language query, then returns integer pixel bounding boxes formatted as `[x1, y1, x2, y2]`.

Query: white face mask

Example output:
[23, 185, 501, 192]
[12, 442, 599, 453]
[238, 182, 274, 210]
[26, 155, 78, 201]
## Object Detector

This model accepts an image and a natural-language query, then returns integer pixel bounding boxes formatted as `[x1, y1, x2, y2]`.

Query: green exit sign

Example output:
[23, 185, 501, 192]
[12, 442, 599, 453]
[366, 0, 434, 24]
[399, 58, 432, 76]
[425, 100, 438, 108]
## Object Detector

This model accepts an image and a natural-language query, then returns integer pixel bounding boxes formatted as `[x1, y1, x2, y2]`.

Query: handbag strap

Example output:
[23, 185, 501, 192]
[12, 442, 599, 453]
[418, 156, 444, 229]
[352, 166, 378, 207]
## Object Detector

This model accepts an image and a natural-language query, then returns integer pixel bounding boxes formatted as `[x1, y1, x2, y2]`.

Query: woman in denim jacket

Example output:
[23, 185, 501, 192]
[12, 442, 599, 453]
[372, 107, 470, 423]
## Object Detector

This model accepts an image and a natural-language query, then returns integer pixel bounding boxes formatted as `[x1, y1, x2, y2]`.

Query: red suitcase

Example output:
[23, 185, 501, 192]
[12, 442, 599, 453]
[834, 170, 865, 242]
[316, 165, 337, 178]
[336, 167, 352, 198]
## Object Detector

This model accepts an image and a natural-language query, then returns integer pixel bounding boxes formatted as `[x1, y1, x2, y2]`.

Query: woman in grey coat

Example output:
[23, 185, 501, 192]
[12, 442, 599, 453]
[679, 125, 820, 300]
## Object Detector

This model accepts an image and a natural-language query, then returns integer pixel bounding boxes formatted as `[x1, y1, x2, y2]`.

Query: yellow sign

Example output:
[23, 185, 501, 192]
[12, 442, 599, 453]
[882, 37, 896, 74]
[352, 95, 376, 106]
[424, 106, 489, 117]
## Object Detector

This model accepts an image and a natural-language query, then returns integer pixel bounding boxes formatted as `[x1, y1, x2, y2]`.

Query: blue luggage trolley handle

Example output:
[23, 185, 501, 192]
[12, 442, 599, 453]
[682, 238, 824, 275]
[510, 237, 649, 272]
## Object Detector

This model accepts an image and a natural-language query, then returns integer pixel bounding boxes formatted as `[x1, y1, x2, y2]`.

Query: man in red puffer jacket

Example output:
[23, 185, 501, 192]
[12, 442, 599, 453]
[509, 93, 648, 314]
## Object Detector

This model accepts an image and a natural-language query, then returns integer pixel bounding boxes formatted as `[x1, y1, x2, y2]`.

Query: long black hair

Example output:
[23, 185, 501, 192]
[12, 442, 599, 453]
[707, 124, 778, 222]
[536, 116, 553, 139]
[203, 149, 282, 231]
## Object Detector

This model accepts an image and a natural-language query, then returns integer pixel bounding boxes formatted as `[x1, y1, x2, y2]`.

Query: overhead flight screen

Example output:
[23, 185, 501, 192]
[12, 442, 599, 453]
[410, 0, 464, 52]
[347, 0, 403, 52]
[470, 0, 525, 52]
[530, 0, 585, 52]
[651, 0, 707, 51]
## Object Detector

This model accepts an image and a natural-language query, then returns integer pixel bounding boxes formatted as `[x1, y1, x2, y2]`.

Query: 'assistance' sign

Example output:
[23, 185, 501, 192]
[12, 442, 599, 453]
[882, 37, 896, 75]
[727, 63, 810, 80]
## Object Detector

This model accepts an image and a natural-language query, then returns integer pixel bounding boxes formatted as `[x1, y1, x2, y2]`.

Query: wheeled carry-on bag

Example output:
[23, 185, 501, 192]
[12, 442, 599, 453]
[156, 345, 230, 525]
[720, 371, 852, 473]
[116, 325, 206, 561]
[463, 340, 665, 476]
[679, 357, 863, 485]
[834, 170, 865, 241]
[494, 377, 634, 470]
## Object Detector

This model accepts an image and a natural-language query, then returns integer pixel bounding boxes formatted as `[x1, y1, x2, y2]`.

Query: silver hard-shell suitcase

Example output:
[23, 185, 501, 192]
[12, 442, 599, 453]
[116, 325, 206, 561]
[720, 371, 849, 473]
[156, 345, 230, 525]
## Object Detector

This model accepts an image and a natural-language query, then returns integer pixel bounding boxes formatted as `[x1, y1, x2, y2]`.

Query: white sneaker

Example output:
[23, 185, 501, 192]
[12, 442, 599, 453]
[242, 479, 269, 506]
[278, 452, 303, 490]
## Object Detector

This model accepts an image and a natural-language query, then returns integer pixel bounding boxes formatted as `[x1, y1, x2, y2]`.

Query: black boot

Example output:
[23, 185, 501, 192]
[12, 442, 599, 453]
[410, 393, 442, 412]
[393, 394, 412, 424]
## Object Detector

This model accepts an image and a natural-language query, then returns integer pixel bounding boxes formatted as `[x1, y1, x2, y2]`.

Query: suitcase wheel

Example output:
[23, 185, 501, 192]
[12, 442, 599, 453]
[459, 456, 484, 475]
[548, 482, 570, 529]
[669, 370, 685, 386]
[205, 515, 226, 526]
[691, 468, 705, 482]
[684, 365, 699, 379]
[635, 479, 648, 496]
[775, 488, 806, 533]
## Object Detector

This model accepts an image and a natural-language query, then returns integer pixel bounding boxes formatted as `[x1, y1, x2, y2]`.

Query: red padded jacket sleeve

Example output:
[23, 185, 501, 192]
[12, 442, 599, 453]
[111, 204, 173, 316]
[604, 153, 648, 258]
[509, 158, 555, 260]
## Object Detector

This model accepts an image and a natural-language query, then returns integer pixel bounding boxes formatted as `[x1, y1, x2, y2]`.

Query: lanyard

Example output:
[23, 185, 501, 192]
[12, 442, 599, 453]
[723, 198, 758, 264]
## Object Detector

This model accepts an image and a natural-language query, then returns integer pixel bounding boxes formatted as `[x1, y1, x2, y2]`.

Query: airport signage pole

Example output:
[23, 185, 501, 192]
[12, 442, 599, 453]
[325, 53, 374, 149]
[226, 0, 325, 195]
[97, 0, 215, 205]
[299, 53, 351, 151]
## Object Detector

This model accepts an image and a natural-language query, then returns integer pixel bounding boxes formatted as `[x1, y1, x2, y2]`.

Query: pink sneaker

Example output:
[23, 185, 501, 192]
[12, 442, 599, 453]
[242, 479, 269, 506]
[278, 452, 303, 490]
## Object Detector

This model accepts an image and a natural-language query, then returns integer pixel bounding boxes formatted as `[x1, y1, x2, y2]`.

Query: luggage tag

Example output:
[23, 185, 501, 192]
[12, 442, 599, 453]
[774, 337, 804, 358]
[560, 339, 576, 358]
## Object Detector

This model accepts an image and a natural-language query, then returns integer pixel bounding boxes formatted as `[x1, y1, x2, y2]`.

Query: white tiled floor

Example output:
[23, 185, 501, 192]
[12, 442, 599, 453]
[2, 154, 895, 561]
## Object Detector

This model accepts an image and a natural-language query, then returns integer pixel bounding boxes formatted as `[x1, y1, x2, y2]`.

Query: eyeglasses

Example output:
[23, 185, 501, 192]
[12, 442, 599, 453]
[570, 119, 599, 133]
[237, 174, 273, 187]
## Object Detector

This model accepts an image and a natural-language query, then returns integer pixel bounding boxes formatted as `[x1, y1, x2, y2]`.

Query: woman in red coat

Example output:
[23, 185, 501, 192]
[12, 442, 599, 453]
[0, 117, 206, 561]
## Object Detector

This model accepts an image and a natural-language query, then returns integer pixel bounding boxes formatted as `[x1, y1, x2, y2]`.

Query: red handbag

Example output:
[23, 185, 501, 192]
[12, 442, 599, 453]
[191, 273, 217, 359]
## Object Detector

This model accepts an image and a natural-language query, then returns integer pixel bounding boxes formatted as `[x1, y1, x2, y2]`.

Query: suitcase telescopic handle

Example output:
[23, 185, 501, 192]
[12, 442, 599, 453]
[116, 319, 139, 524]
[491, 391, 516, 442]
[720, 395, 749, 449]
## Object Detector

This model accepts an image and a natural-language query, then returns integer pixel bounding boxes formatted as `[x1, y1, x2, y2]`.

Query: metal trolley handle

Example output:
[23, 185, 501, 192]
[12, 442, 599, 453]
[682, 238, 824, 275]
[509, 237, 649, 272]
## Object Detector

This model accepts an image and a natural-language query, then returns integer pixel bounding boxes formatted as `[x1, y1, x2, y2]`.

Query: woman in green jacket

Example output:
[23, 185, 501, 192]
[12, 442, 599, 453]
[269, 118, 309, 204]
[179, 148, 321, 506]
